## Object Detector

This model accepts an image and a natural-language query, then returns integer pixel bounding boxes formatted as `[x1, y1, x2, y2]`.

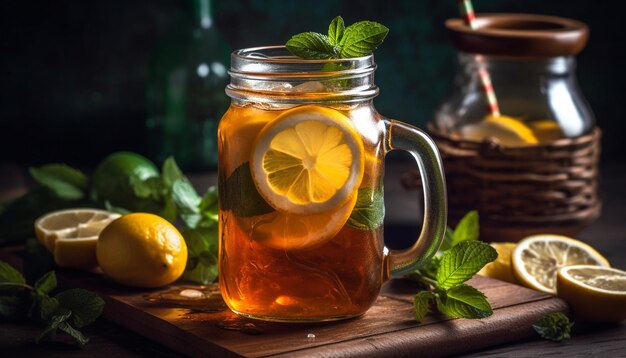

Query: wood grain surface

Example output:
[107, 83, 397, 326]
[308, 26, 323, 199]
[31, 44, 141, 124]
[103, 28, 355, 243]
[54, 269, 567, 358]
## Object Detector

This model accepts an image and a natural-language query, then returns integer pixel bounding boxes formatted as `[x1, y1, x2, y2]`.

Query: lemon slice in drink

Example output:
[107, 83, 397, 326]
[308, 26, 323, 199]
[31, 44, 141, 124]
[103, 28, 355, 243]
[460, 115, 539, 146]
[245, 105, 364, 250]
[35, 208, 121, 269]
[251, 105, 364, 215]
[242, 193, 358, 250]
[512, 234, 610, 294]
[557, 265, 626, 323]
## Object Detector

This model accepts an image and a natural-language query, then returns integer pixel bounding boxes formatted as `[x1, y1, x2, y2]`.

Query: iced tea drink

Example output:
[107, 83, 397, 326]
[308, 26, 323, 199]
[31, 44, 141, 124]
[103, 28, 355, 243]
[218, 47, 447, 322]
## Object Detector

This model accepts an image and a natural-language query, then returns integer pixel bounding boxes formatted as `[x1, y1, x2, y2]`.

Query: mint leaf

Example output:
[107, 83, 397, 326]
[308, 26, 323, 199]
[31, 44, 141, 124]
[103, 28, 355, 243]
[339, 21, 388, 58]
[328, 16, 345, 45]
[131, 176, 166, 201]
[36, 308, 72, 343]
[198, 186, 218, 228]
[417, 256, 440, 281]
[58, 321, 89, 346]
[181, 227, 219, 284]
[172, 180, 202, 228]
[286, 32, 337, 59]
[437, 284, 493, 319]
[451, 210, 479, 247]
[162, 157, 185, 187]
[0, 260, 25, 285]
[346, 187, 384, 230]
[413, 291, 435, 323]
[30, 164, 87, 200]
[221, 163, 274, 217]
[34, 271, 57, 296]
[55, 289, 104, 328]
[436, 241, 497, 289]
[39, 296, 59, 320]
[439, 226, 456, 251]
[533, 312, 574, 342]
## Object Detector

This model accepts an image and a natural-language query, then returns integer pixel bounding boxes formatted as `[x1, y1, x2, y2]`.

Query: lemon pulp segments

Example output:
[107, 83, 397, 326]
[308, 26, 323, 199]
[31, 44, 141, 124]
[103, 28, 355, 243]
[557, 265, 626, 323]
[562, 265, 626, 291]
[512, 234, 610, 294]
[251, 105, 364, 215]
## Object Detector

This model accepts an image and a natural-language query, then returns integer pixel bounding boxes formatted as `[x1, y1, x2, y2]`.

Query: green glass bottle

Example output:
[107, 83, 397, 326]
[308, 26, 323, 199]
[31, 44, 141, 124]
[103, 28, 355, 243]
[146, 0, 230, 171]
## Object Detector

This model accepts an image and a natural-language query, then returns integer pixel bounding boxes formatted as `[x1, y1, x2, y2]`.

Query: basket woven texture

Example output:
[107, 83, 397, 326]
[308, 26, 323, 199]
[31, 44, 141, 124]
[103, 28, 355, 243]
[402, 124, 602, 242]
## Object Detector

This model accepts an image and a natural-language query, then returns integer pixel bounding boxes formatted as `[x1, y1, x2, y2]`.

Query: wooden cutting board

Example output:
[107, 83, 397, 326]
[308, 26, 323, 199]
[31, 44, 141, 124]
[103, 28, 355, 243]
[50, 267, 568, 358]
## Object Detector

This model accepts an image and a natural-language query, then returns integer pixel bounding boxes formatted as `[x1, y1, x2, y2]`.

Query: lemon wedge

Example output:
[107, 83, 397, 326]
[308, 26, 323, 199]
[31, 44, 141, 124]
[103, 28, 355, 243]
[34, 209, 121, 269]
[478, 242, 518, 284]
[460, 115, 539, 146]
[251, 105, 364, 215]
[557, 265, 626, 323]
[512, 234, 609, 294]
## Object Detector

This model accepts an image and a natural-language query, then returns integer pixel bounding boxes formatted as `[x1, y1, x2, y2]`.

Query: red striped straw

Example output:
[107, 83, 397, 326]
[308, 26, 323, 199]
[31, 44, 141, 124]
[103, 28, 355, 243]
[457, 0, 501, 117]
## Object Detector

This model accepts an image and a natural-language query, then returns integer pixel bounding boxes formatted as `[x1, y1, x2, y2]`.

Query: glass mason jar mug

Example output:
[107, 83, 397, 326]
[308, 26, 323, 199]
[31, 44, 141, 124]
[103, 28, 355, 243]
[218, 46, 447, 322]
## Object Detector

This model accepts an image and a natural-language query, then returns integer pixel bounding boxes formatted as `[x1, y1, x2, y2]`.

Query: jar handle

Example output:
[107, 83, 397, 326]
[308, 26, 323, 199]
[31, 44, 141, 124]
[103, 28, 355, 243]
[384, 119, 447, 276]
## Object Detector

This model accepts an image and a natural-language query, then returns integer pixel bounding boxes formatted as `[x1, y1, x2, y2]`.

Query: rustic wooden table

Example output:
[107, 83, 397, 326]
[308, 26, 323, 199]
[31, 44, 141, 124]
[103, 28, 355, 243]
[1, 159, 624, 357]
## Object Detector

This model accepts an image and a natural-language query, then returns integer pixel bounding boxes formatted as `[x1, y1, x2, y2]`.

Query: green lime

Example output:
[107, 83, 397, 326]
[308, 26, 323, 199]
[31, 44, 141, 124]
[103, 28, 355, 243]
[91, 152, 160, 212]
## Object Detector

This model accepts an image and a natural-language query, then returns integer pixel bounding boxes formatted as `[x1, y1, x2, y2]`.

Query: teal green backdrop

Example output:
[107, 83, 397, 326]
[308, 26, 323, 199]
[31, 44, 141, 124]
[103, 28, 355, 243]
[0, 0, 623, 165]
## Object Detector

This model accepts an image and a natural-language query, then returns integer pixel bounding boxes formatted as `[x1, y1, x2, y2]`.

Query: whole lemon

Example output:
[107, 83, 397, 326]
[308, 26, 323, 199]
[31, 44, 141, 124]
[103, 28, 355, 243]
[97, 213, 187, 288]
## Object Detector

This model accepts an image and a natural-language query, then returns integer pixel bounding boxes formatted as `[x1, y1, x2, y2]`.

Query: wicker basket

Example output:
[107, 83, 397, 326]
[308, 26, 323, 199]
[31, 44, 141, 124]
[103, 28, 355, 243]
[402, 124, 602, 242]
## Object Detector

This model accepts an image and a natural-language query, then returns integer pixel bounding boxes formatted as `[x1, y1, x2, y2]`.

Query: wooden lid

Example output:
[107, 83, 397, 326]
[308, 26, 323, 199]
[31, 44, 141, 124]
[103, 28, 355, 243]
[446, 13, 589, 57]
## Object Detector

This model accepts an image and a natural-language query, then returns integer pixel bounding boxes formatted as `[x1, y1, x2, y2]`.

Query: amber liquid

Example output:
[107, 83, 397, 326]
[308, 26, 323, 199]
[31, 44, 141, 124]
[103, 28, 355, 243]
[218, 102, 386, 321]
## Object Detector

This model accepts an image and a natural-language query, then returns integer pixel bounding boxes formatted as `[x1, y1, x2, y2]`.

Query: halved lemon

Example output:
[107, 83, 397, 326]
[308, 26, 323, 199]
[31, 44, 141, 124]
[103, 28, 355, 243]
[512, 234, 610, 294]
[557, 265, 626, 323]
[460, 115, 539, 146]
[35, 208, 121, 269]
[478, 242, 518, 284]
[251, 105, 365, 215]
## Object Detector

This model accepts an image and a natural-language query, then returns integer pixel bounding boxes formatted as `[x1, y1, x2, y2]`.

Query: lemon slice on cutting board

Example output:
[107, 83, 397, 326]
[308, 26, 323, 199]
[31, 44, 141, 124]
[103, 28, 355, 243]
[35, 208, 121, 269]
[512, 234, 610, 294]
[460, 115, 539, 146]
[557, 265, 626, 323]
[245, 105, 364, 250]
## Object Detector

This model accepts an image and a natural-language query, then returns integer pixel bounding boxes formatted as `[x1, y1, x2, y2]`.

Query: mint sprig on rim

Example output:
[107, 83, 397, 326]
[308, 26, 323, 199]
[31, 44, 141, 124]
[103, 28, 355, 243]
[286, 16, 389, 59]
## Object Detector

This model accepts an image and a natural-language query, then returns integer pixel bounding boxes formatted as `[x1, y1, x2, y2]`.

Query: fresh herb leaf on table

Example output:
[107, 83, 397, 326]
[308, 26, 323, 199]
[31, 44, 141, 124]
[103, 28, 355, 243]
[0, 153, 220, 285]
[533, 312, 574, 342]
[407, 211, 498, 322]
[0, 261, 104, 346]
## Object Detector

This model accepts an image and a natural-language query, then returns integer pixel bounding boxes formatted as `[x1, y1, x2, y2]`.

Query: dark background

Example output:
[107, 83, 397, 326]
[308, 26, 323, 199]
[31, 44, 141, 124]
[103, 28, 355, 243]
[1, 0, 624, 167]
